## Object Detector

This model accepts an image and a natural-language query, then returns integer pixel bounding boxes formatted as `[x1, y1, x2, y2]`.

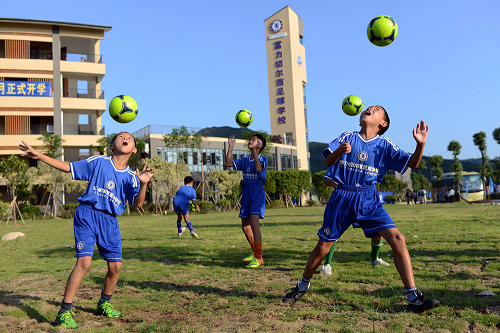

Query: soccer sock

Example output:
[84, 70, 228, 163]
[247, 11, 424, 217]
[370, 239, 383, 262]
[249, 241, 255, 253]
[405, 286, 417, 302]
[324, 241, 337, 265]
[98, 291, 112, 306]
[254, 242, 262, 260]
[58, 301, 73, 315]
[298, 274, 312, 291]
[186, 221, 193, 232]
[177, 220, 182, 233]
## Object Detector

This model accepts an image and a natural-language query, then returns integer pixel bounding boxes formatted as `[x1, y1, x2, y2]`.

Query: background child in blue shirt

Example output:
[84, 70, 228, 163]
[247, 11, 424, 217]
[20, 132, 157, 328]
[225, 134, 268, 268]
[173, 175, 199, 238]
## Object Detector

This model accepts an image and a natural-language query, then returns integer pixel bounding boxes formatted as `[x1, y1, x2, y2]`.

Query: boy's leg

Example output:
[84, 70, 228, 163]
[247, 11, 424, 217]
[377, 228, 413, 286]
[241, 218, 255, 260]
[97, 261, 122, 318]
[61, 256, 93, 304]
[245, 215, 263, 267]
[183, 213, 198, 239]
[370, 236, 389, 267]
[321, 241, 337, 275]
[176, 212, 185, 236]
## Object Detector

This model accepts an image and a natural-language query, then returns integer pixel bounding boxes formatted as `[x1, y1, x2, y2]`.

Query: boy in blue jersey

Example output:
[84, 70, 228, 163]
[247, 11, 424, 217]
[225, 134, 268, 268]
[320, 168, 390, 276]
[283, 106, 440, 313]
[173, 175, 199, 238]
[20, 132, 157, 328]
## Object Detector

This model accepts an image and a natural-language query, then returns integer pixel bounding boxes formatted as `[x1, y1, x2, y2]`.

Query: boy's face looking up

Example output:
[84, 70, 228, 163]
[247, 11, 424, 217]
[359, 105, 388, 133]
[110, 132, 137, 155]
[248, 136, 262, 151]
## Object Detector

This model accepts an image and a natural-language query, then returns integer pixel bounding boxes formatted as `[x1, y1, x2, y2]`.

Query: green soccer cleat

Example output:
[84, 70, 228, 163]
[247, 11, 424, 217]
[242, 254, 254, 262]
[97, 301, 121, 318]
[245, 257, 264, 268]
[55, 310, 78, 328]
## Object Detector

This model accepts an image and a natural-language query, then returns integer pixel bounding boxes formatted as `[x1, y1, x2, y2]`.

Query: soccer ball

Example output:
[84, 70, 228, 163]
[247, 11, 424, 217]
[235, 109, 253, 127]
[367, 15, 398, 47]
[342, 95, 363, 116]
[109, 95, 138, 123]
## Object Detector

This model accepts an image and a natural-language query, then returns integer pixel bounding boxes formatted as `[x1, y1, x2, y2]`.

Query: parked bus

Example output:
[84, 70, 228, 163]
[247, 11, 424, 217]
[431, 171, 484, 202]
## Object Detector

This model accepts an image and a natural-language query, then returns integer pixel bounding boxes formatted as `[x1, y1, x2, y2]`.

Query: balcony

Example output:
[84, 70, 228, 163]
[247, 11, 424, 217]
[63, 125, 105, 136]
[0, 49, 103, 63]
[63, 88, 104, 99]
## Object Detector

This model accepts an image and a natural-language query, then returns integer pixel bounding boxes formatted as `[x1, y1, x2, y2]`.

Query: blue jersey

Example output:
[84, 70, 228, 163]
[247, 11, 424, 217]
[175, 185, 197, 202]
[324, 165, 336, 182]
[70, 155, 140, 216]
[322, 131, 411, 186]
[233, 155, 268, 185]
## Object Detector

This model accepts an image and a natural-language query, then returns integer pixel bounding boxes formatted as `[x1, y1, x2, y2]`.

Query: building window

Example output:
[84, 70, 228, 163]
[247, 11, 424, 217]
[304, 109, 308, 129]
[303, 83, 306, 105]
[306, 133, 310, 152]
[293, 156, 298, 169]
[284, 132, 293, 146]
[281, 154, 291, 171]
[300, 36, 304, 45]
[268, 153, 276, 170]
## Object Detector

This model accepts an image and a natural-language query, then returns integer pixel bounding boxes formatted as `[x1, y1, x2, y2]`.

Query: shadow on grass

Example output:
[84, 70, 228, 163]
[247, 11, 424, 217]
[0, 290, 48, 323]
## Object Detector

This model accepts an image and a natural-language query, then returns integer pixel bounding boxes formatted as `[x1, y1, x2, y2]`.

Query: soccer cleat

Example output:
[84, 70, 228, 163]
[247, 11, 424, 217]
[321, 264, 332, 275]
[55, 310, 78, 328]
[242, 254, 254, 262]
[282, 283, 310, 304]
[178, 226, 186, 237]
[190, 230, 198, 239]
[97, 301, 121, 318]
[245, 257, 264, 268]
[407, 289, 440, 313]
[371, 258, 390, 267]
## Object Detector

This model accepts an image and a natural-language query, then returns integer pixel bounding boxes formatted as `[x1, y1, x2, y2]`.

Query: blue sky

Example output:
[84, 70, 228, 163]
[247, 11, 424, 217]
[4, 0, 500, 160]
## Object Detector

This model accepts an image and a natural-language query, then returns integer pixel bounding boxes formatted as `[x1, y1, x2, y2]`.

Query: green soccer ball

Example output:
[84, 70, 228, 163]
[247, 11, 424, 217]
[235, 109, 253, 127]
[367, 15, 398, 47]
[342, 95, 363, 116]
[109, 95, 138, 123]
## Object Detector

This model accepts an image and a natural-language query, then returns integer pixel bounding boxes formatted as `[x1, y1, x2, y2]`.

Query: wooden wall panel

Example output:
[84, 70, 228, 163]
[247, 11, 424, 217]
[5, 40, 30, 59]
[5, 116, 30, 135]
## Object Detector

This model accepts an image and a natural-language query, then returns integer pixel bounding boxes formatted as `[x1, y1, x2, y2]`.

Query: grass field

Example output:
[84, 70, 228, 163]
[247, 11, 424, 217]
[1, 203, 500, 332]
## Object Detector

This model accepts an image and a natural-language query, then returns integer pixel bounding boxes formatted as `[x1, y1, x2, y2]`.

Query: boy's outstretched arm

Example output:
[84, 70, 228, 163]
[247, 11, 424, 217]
[135, 162, 158, 208]
[323, 178, 338, 188]
[224, 136, 236, 167]
[19, 140, 70, 172]
[408, 120, 429, 169]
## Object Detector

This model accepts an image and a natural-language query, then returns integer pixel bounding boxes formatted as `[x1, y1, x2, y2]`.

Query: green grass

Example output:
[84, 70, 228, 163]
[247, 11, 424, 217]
[1, 203, 500, 332]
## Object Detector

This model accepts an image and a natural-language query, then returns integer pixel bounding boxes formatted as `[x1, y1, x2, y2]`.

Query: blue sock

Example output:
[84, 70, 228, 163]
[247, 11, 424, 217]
[186, 221, 193, 232]
[405, 286, 417, 302]
[177, 220, 182, 233]
[298, 274, 311, 291]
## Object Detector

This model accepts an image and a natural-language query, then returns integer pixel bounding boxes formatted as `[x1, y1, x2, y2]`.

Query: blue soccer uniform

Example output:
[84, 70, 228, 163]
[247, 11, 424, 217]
[232, 154, 268, 219]
[70, 155, 140, 262]
[173, 185, 197, 215]
[319, 131, 410, 242]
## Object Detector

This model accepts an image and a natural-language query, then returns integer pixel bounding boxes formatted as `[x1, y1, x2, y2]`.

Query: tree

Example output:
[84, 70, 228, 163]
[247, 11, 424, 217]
[411, 172, 430, 193]
[493, 127, 500, 145]
[447, 140, 463, 195]
[377, 175, 408, 197]
[414, 159, 428, 190]
[40, 132, 63, 158]
[206, 169, 242, 201]
[163, 126, 200, 188]
[273, 170, 298, 207]
[429, 155, 444, 182]
[473, 131, 488, 199]
[295, 170, 312, 204]
[263, 170, 277, 196]
[0, 155, 27, 223]
[312, 171, 334, 203]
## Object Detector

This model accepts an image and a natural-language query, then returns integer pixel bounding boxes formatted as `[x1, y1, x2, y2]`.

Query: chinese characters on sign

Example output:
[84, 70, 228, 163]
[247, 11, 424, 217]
[0, 81, 51, 97]
[274, 41, 286, 124]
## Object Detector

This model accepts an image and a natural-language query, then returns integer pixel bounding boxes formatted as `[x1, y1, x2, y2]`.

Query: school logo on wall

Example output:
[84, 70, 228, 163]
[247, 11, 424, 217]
[77, 241, 85, 250]
[358, 151, 368, 161]
[106, 180, 116, 191]
[324, 227, 331, 236]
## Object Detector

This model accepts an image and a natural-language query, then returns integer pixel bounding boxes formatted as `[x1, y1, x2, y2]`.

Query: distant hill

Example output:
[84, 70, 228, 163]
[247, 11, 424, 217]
[196, 126, 252, 139]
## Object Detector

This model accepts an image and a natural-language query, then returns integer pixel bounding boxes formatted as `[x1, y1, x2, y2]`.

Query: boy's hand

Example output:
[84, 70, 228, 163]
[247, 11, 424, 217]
[413, 120, 429, 145]
[228, 136, 236, 147]
[250, 139, 263, 152]
[337, 142, 351, 155]
[19, 141, 41, 159]
[136, 162, 158, 185]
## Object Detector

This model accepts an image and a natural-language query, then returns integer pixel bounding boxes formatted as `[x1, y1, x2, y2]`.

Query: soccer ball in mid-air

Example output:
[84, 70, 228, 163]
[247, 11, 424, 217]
[109, 95, 138, 123]
[367, 15, 398, 47]
[235, 109, 253, 127]
[342, 95, 363, 116]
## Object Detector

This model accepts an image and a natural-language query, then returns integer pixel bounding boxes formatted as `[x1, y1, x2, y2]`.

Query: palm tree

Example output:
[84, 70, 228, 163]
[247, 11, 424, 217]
[472, 131, 488, 200]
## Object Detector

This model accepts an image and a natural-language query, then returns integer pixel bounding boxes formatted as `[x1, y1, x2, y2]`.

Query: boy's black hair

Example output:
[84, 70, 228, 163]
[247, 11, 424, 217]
[184, 176, 194, 185]
[253, 133, 267, 153]
[111, 132, 137, 147]
[378, 106, 390, 135]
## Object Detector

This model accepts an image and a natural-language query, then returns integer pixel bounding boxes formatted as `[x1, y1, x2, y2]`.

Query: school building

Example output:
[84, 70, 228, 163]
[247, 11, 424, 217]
[0, 18, 111, 197]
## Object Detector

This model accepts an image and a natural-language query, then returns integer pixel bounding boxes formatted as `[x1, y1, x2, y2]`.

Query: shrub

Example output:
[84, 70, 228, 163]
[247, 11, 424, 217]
[306, 200, 317, 207]
[0, 201, 11, 219]
[217, 199, 231, 212]
[63, 203, 79, 218]
[267, 200, 285, 209]
[198, 201, 214, 214]
[19, 204, 42, 220]
[384, 195, 397, 204]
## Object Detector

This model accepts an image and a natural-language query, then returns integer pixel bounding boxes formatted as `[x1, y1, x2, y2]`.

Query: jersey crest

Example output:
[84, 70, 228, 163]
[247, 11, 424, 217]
[106, 180, 116, 191]
[358, 151, 368, 161]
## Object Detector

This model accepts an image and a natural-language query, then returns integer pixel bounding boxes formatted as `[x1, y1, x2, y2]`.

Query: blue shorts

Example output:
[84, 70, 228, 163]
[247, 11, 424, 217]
[239, 184, 265, 219]
[74, 204, 122, 262]
[318, 185, 397, 242]
[173, 196, 190, 215]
